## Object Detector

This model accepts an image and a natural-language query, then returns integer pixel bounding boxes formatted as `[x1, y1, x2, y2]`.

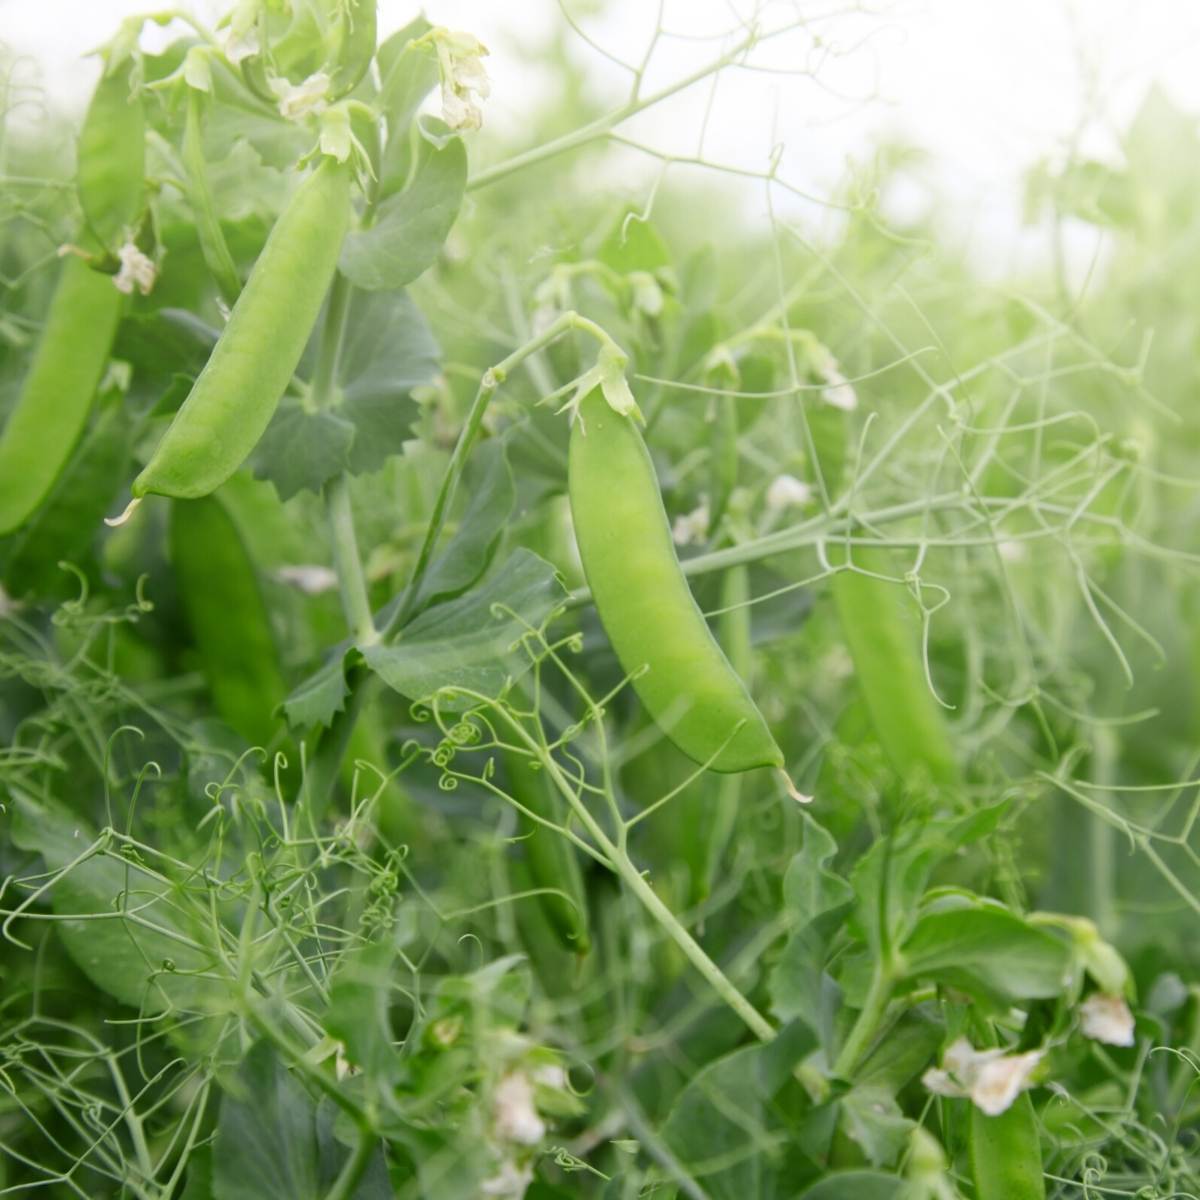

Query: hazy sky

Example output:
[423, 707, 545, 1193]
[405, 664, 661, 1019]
[5, 0, 1199, 268]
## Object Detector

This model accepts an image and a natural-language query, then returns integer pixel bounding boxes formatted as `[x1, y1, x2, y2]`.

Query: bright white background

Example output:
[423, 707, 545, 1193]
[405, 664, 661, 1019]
[5, 0, 1199, 267]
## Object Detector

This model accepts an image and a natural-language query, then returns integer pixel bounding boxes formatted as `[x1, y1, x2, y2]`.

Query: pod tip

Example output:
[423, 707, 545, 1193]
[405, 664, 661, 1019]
[779, 770, 812, 804]
[104, 496, 142, 528]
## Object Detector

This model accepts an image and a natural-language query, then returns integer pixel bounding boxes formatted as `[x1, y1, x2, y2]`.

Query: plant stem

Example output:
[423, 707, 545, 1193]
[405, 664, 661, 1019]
[323, 1128, 377, 1200]
[326, 475, 377, 646]
[832, 964, 894, 1077]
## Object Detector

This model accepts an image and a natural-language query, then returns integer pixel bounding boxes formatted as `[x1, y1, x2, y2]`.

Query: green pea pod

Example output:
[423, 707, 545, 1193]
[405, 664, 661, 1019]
[504, 749, 591, 956]
[183, 90, 242, 307]
[682, 565, 751, 903]
[330, 0, 377, 96]
[132, 157, 351, 501]
[968, 1095, 1045, 1200]
[169, 495, 287, 748]
[78, 58, 145, 253]
[708, 394, 739, 533]
[0, 257, 122, 536]
[569, 388, 783, 774]
[831, 547, 959, 788]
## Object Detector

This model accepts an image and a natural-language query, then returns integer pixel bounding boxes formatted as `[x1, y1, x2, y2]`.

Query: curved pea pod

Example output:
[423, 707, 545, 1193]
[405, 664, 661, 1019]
[0, 257, 122, 537]
[169, 495, 287, 748]
[131, 157, 351, 501]
[330, 0, 378, 95]
[569, 388, 783, 774]
[78, 57, 146, 253]
[831, 546, 959, 789]
[968, 1094, 1045, 1200]
[681, 565, 751, 903]
[504, 749, 591, 956]
[183, 90, 242, 307]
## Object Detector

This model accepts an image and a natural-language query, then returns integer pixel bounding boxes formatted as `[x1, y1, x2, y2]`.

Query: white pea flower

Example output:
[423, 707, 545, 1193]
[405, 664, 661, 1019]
[629, 270, 664, 318]
[433, 29, 491, 131]
[1079, 992, 1135, 1047]
[922, 1037, 1042, 1116]
[671, 501, 710, 547]
[492, 1071, 545, 1145]
[113, 242, 156, 296]
[481, 1157, 534, 1198]
[997, 539, 1027, 563]
[274, 565, 338, 595]
[218, 22, 260, 65]
[530, 1063, 569, 1089]
[270, 71, 331, 120]
[183, 46, 213, 92]
[766, 473, 813, 511]
[820, 362, 858, 411]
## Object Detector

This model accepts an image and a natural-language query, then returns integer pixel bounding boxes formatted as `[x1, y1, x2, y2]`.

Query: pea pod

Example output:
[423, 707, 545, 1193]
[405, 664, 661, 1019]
[78, 58, 145, 253]
[169, 495, 286, 748]
[0, 257, 122, 536]
[968, 1094, 1045, 1200]
[682, 565, 752, 903]
[183, 89, 242, 307]
[131, 157, 351, 501]
[831, 547, 959, 788]
[503, 749, 590, 955]
[569, 388, 782, 774]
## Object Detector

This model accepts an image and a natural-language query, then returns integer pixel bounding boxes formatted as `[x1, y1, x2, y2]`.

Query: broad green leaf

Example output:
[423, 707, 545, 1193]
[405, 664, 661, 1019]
[599, 211, 671, 276]
[113, 308, 218, 382]
[341, 130, 467, 291]
[325, 940, 397, 1084]
[797, 1171, 906, 1200]
[254, 405, 356, 501]
[362, 549, 566, 705]
[900, 904, 1072, 1002]
[415, 439, 515, 610]
[783, 814, 854, 926]
[854, 1009, 944, 1091]
[10, 795, 225, 1015]
[660, 1024, 815, 1200]
[283, 647, 354, 730]
[839, 1086, 913, 1168]
[376, 17, 437, 141]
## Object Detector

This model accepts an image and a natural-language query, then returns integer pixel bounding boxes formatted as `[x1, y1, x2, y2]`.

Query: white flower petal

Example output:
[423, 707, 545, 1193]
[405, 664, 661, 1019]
[274, 565, 338, 595]
[114, 243, 157, 296]
[968, 1050, 1041, 1116]
[493, 1072, 545, 1146]
[766, 473, 813, 511]
[1080, 993, 1135, 1047]
[671, 502, 710, 547]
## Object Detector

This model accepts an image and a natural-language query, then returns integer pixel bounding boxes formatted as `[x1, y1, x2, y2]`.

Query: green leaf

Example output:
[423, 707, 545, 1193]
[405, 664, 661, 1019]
[341, 130, 467, 291]
[839, 1087, 913, 1168]
[254, 405, 356, 501]
[376, 18, 437, 140]
[783, 814, 854, 926]
[282, 647, 353, 730]
[213, 1041, 321, 1200]
[660, 1024, 815, 1200]
[599, 211, 671, 275]
[900, 904, 1072, 1002]
[854, 1009, 944, 1092]
[325, 941, 396, 1084]
[797, 1171, 906, 1200]
[10, 795, 224, 1015]
[415, 439, 515, 611]
[362, 549, 566, 705]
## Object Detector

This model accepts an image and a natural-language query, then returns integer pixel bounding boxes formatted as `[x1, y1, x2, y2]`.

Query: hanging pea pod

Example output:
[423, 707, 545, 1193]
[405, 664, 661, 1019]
[329, 0, 378, 96]
[0, 258, 122, 537]
[831, 547, 960, 789]
[169, 495, 287, 748]
[969, 1094, 1046, 1200]
[681, 565, 753, 904]
[503, 749, 591, 956]
[569, 388, 784, 775]
[77, 56, 146, 255]
[182, 89, 242, 307]
[129, 157, 352, 502]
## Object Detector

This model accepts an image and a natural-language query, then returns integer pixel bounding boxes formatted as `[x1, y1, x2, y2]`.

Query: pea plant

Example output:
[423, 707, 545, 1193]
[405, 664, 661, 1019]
[2, 3, 1200, 1197]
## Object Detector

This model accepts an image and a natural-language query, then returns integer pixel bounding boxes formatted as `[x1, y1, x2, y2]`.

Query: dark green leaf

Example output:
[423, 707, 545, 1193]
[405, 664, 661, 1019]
[282, 648, 354, 730]
[325, 941, 396, 1083]
[341, 131, 467, 291]
[797, 1171, 906, 1200]
[362, 549, 566, 705]
[839, 1087, 913, 1168]
[254, 405, 355, 501]
[783, 814, 854, 926]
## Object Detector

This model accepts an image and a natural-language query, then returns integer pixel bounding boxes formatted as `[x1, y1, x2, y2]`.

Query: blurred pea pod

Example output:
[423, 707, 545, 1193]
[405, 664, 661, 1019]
[503, 749, 591, 956]
[969, 1094, 1045, 1200]
[78, 56, 146, 255]
[169, 495, 286, 749]
[681, 565, 753, 905]
[831, 547, 959, 789]
[183, 89, 242, 307]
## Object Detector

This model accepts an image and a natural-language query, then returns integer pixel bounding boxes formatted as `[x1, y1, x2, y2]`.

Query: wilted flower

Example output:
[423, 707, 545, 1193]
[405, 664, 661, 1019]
[922, 1037, 1042, 1116]
[1079, 992, 1135, 1047]
[218, 22, 259, 65]
[270, 72, 331, 120]
[492, 1071, 545, 1145]
[672, 501, 710, 547]
[114, 242, 156, 295]
[433, 29, 491, 131]
[766, 473, 813, 511]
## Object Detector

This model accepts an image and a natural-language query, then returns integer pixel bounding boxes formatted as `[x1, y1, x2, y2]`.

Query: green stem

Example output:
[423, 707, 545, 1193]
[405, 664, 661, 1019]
[323, 1128, 377, 1200]
[326, 474, 377, 646]
[467, 32, 758, 191]
[832, 963, 894, 1077]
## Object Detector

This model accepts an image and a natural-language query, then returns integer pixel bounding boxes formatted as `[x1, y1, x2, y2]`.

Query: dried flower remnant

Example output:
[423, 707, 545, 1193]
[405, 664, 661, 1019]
[672, 501, 710, 547]
[113, 242, 156, 295]
[270, 72, 331, 119]
[432, 29, 491, 131]
[766, 473, 813, 511]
